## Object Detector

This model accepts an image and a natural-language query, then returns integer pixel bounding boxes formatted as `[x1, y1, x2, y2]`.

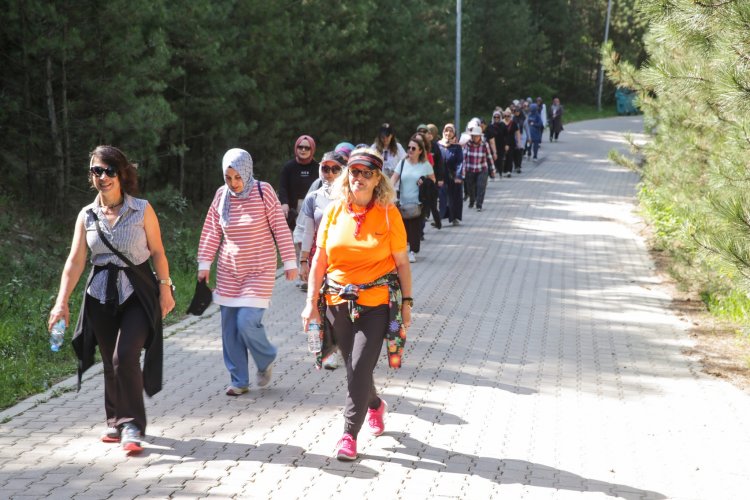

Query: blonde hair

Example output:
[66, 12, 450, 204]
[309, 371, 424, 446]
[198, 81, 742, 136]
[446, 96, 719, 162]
[332, 167, 397, 207]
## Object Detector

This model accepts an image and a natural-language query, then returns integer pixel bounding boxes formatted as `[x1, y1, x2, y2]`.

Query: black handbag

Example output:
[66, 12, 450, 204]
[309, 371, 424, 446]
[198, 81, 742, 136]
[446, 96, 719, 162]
[86, 208, 175, 299]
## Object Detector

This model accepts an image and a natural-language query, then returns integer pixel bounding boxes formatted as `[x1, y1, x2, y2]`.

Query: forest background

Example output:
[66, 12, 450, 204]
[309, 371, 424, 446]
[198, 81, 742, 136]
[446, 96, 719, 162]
[0, 0, 649, 408]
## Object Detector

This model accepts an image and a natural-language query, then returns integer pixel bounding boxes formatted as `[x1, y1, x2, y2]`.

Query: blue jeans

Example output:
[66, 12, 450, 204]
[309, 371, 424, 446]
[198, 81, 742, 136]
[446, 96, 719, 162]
[220, 306, 277, 388]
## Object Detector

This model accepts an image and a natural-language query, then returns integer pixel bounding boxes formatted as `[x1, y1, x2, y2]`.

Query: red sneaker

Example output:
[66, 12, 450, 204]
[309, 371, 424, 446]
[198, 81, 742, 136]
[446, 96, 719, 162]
[121, 423, 143, 454]
[335, 433, 357, 461]
[100, 426, 120, 443]
[367, 399, 387, 436]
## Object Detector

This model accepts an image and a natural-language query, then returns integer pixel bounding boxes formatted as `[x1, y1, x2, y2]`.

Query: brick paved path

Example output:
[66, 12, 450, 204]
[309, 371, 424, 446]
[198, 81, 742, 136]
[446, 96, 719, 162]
[2, 117, 749, 499]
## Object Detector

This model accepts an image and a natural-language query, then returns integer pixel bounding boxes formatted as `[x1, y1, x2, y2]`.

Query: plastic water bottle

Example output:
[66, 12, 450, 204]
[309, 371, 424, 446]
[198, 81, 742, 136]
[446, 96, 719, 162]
[307, 321, 322, 353]
[50, 320, 65, 352]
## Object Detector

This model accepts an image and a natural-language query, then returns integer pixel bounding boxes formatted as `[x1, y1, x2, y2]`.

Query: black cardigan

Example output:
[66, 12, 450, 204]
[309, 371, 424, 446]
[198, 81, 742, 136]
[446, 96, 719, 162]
[72, 260, 163, 396]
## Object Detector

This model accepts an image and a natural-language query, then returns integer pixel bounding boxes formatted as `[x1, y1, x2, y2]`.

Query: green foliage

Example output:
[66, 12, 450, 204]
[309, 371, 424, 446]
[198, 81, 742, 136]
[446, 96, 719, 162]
[605, 0, 750, 325]
[0, 0, 646, 409]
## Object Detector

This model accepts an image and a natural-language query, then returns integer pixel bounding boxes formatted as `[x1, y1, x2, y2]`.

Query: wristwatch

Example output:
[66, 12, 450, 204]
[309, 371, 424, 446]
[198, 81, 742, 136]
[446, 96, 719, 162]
[402, 297, 414, 307]
[158, 278, 173, 286]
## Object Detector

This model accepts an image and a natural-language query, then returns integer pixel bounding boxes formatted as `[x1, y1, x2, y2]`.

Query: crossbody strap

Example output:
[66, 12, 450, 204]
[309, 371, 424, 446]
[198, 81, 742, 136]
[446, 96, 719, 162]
[87, 208, 153, 284]
[256, 181, 278, 248]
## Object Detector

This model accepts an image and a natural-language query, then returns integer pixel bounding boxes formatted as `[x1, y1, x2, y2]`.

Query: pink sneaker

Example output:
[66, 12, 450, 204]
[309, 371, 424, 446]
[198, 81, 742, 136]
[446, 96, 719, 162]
[335, 433, 357, 461]
[367, 399, 387, 436]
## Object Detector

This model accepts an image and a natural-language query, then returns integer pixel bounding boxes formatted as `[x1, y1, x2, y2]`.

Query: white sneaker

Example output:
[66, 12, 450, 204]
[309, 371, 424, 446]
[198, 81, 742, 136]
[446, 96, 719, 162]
[322, 352, 339, 370]
[408, 251, 416, 263]
[256, 362, 273, 387]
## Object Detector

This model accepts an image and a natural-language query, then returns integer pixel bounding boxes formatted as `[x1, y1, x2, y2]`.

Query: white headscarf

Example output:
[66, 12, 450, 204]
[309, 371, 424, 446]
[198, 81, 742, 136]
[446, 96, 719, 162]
[218, 148, 254, 228]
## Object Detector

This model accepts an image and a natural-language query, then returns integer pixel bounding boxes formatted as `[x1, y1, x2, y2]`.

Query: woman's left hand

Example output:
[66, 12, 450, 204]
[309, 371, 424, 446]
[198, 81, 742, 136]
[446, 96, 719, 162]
[159, 288, 176, 319]
[401, 303, 412, 329]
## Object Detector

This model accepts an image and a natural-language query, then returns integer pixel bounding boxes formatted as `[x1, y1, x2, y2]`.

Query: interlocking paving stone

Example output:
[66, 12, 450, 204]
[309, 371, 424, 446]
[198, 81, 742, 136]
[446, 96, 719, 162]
[1, 117, 749, 499]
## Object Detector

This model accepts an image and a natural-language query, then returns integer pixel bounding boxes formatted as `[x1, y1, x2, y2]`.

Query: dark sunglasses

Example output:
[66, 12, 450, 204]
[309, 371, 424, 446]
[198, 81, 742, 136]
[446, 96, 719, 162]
[297, 145, 311, 151]
[407, 146, 419, 152]
[321, 165, 342, 174]
[90, 165, 117, 178]
[348, 168, 375, 179]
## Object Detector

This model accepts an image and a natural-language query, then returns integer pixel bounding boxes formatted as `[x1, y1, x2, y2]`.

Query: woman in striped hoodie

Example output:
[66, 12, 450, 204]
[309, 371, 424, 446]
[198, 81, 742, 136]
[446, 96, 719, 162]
[197, 149, 298, 396]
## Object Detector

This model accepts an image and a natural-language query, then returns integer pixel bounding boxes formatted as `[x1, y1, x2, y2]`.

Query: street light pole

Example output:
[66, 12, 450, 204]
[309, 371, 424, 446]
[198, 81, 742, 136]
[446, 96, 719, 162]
[455, 0, 461, 131]
[596, 0, 613, 112]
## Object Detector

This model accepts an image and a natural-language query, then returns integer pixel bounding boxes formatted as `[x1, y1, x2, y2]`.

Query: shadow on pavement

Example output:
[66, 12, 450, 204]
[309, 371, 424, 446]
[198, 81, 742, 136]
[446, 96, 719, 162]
[371, 432, 667, 500]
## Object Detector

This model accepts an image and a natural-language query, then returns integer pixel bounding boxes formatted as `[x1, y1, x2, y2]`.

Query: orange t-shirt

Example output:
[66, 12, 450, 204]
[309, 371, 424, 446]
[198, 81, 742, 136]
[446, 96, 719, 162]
[317, 200, 407, 306]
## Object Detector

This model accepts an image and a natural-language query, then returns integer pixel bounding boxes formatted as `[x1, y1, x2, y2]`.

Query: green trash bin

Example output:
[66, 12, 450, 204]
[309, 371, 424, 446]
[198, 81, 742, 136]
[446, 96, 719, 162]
[615, 88, 638, 115]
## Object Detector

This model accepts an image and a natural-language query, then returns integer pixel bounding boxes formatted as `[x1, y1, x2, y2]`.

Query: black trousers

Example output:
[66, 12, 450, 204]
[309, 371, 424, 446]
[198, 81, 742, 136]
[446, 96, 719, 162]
[403, 215, 424, 253]
[513, 149, 524, 171]
[85, 294, 149, 433]
[327, 303, 387, 438]
[446, 177, 464, 222]
[503, 149, 514, 174]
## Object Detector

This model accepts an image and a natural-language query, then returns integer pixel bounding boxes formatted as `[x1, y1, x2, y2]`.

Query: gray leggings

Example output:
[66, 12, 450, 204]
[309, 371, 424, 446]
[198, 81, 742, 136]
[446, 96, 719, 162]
[327, 303, 387, 438]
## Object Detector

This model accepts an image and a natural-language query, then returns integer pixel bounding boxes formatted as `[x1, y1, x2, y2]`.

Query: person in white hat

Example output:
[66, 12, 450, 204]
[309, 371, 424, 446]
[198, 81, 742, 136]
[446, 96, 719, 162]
[461, 126, 494, 212]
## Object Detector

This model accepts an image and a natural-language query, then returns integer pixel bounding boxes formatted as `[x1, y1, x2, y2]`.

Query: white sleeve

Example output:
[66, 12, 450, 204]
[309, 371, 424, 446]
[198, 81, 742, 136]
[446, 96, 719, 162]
[301, 215, 316, 254]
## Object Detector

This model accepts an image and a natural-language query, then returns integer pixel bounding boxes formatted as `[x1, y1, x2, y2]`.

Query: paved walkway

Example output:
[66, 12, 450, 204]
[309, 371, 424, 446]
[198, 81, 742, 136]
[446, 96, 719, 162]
[2, 117, 749, 500]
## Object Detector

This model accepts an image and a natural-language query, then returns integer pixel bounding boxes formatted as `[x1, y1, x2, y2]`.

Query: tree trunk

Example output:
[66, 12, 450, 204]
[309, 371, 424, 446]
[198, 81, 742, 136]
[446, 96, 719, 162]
[46, 55, 65, 210]
[61, 19, 72, 206]
[179, 76, 187, 196]
[21, 6, 33, 199]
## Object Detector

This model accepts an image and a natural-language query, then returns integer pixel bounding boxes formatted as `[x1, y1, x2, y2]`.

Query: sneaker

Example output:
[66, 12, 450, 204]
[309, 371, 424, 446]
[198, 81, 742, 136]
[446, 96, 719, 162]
[335, 433, 357, 461]
[322, 352, 339, 370]
[505, 172, 512, 178]
[299, 282, 308, 292]
[101, 426, 121, 443]
[408, 251, 416, 263]
[452, 219, 461, 226]
[257, 362, 273, 388]
[226, 385, 249, 396]
[121, 423, 143, 453]
[477, 207, 482, 212]
[367, 399, 388, 436]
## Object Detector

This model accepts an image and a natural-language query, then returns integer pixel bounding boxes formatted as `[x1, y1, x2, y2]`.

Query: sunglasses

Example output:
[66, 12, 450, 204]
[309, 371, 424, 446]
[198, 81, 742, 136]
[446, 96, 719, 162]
[348, 168, 375, 179]
[321, 165, 342, 174]
[407, 146, 419, 152]
[90, 165, 117, 178]
[297, 145, 311, 151]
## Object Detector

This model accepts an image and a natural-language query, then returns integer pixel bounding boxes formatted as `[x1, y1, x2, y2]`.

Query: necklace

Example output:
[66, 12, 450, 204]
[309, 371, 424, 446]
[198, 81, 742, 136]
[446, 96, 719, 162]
[100, 197, 124, 211]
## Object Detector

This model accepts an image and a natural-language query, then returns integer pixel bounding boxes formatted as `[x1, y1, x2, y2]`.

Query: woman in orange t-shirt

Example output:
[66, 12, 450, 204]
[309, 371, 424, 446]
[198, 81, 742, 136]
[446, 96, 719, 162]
[301, 147, 413, 461]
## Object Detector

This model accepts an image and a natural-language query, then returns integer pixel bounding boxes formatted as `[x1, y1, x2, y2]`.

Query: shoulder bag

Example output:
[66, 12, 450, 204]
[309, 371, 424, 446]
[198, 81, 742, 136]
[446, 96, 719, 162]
[396, 159, 422, 220]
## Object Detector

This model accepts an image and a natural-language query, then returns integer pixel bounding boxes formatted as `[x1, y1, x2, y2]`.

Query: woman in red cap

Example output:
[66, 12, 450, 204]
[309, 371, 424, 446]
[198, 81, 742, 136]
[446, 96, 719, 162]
[301, 147, 413, 461]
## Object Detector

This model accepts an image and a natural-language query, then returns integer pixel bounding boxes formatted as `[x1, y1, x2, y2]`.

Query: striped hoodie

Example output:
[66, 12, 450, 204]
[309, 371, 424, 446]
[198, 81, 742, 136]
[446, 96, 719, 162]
[198, 182, 296, 308]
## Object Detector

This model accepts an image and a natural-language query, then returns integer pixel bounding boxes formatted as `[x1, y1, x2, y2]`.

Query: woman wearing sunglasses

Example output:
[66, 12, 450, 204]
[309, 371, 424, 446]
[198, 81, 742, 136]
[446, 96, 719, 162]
[48, 145, 175, 454]
[390, 134, 436, 263]
[278, 135, 318, 232]
[297, 151, 346, 369]
[301, 147, 413, 461]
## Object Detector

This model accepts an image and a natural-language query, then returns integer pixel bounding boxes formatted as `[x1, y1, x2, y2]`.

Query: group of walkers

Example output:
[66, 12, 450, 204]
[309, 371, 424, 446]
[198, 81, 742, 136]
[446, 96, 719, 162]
[46, 94, 563, 460]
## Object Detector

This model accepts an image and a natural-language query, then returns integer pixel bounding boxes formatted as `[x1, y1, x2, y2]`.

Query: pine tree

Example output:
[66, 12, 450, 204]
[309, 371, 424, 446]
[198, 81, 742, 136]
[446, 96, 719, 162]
[605, 0, 750, 308]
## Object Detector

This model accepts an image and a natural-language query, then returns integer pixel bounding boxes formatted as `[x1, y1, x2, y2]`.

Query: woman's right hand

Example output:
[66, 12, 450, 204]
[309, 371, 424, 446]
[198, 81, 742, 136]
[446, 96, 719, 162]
[197, 270, 210, 283]
[48, 303, 70, 332]
[301, 300, 321, 332]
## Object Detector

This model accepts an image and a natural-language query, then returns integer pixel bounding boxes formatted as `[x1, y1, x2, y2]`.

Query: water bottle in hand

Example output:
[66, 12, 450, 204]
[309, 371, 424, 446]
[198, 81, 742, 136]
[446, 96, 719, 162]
[307, 321, 322, 353]
[50, 320, 65, 352]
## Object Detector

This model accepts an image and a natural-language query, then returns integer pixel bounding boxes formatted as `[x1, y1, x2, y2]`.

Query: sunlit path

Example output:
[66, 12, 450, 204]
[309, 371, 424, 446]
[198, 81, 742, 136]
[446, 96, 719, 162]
[2, 117, 747, 500]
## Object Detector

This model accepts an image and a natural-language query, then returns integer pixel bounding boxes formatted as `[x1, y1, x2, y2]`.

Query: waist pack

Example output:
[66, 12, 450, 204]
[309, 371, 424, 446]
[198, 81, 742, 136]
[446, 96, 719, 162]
[398, 203, 422, 220]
